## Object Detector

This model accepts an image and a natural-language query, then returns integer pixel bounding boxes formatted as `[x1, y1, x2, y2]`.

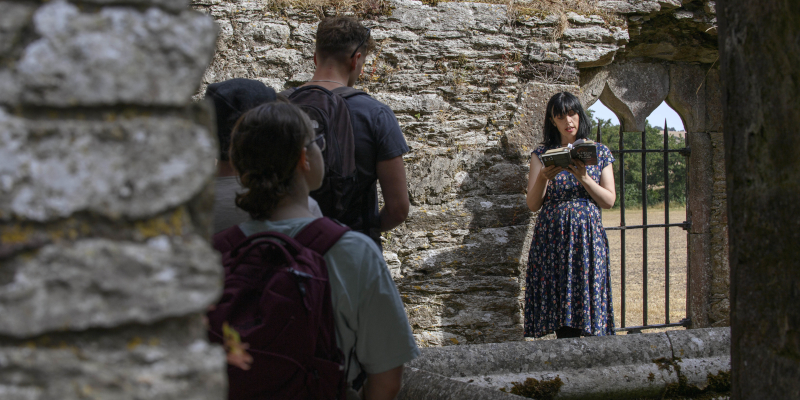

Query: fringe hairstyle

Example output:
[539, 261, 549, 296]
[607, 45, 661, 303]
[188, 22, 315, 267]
[542, 92, 592, 148]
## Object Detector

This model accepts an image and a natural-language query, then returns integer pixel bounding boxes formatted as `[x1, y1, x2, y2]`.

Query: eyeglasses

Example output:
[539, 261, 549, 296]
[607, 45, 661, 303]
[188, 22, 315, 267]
[350, 28, 371, 59]
[307, 134, 326, 152]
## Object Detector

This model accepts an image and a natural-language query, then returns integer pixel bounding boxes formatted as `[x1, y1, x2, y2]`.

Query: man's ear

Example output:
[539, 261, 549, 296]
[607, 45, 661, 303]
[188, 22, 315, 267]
[313, 52, 318, 67]
[349, 53, 360, 71]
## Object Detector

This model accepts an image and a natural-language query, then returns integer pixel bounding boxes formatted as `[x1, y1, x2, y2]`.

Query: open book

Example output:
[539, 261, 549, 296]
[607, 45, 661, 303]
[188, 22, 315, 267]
[540, 139, 598, 168]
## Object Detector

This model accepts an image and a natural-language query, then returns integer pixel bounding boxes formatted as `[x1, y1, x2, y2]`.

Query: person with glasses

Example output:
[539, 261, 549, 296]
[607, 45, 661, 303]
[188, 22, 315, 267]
[205, 78, 322, 234]
[296, 16, 411, 247]
[226, 101, 419, 400]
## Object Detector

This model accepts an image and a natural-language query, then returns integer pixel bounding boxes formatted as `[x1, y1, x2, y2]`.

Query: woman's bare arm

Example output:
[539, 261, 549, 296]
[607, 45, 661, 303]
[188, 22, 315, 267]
[565, 160, 616, 209]
[361, 366, 404, 400]
[526, 156, 563, 212]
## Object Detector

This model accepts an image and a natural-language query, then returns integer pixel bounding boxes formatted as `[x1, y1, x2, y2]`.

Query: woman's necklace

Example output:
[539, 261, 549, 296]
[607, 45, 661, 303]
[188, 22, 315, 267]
[308, 79, 346, 86]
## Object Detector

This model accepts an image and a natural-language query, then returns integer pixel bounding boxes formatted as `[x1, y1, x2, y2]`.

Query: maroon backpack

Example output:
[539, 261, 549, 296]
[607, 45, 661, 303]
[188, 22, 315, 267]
[281, 86, 368, 226]
[207, 218, 350, 400]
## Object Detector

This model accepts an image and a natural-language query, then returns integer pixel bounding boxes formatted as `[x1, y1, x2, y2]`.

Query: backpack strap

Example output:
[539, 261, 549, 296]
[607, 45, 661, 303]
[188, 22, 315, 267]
[284, 85, 367, 100]
[212, 225, 248, 254]
[295, 217, 350, 255]
[279, 87, 297, 98]
[285, 84, 337, 99]
[331, 86, 369, 99]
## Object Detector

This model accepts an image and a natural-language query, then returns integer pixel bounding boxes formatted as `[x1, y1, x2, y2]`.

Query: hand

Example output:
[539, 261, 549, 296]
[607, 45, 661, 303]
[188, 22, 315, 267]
[540, 165, 564, 181]
[565, 159, 589, 183]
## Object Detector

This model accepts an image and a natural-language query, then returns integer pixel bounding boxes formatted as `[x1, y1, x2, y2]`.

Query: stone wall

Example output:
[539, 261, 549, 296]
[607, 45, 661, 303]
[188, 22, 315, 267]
[191, 0, 726, 345]
[0, 0, 734, 396]
[708, 130, 728, 327]
[0, 0, 225, 397]
[718, 0, 800, 397]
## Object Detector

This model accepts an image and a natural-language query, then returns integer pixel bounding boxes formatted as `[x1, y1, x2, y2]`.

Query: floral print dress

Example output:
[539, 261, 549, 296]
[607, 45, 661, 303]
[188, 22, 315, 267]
[524, 143, 616, 338]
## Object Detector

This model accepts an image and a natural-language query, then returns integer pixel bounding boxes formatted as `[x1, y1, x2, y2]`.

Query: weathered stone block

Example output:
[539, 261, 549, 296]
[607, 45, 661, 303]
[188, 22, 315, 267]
[667, 63, 706, 133]
[2, 1, 216, 107]
[562, 26, 618, 44]
[374, 93, 450, 115]
[566, 12, 606, 25]
[506, 82, 579, 158]
[0, 236, 221, 337]
[0, 2, 36, 57]
[0, 320, 225, 399]
[403, 195, 530, 233]
[561, 43, 619, 68]
[687, 131, 712, 234]
[0, 110, 216, 222]
[242, 21, 290, 46]
[599, 62, 669, 131]
[704, 68, 723, 131]
[597, 0, 662, 14]
[687, 232, 711, 328]
[80, 0, 191, 12]
[394, 2, 506, 34]
[579, 66, 609, 108]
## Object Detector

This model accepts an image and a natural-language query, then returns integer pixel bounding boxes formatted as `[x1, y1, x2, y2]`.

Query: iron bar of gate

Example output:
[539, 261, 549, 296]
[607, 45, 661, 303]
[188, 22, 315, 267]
[600, 121, 692, 333]
[617, 319, 691, 333]
[606, 223, 687, 231]
[664, 119, 670, 324]
[618, 124, 626, 329]
[641, 128, 648, 326]
[614, 149, 686, 154]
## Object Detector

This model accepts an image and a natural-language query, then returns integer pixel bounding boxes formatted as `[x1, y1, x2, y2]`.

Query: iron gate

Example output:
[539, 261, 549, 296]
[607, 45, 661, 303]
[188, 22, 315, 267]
[596, 120, 692, 333]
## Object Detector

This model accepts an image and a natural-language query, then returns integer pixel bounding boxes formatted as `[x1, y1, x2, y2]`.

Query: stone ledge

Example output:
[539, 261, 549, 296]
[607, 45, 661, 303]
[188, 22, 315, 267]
[403, 328, 730, 399]
[0, 337, 225, 400]
[0, 1, 216, 107]
[0, 110, 216, 222]
[399, 367, 527, 400]
[0, 235, 222, 337]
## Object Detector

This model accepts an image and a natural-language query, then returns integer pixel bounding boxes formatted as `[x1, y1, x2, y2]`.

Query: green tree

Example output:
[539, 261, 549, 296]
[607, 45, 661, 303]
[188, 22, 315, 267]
[592, 118, 687, 209]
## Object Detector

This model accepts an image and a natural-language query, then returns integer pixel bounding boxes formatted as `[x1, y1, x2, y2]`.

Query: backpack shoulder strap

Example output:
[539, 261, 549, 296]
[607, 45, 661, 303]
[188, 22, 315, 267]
[332, 86, 369, 99]
[212, 225, 247, 254]
[279, 87, 297, 98]
[295, 217, 350, 255]
[287, 84, 336, 98]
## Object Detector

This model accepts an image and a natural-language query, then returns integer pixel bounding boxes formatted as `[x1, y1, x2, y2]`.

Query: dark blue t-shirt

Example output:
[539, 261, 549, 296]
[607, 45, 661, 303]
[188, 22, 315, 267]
[343, 93, 409, 243]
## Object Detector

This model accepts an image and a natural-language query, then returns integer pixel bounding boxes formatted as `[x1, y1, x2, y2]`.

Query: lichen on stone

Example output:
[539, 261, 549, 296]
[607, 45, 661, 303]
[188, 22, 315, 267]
[500, 376, 564, 400]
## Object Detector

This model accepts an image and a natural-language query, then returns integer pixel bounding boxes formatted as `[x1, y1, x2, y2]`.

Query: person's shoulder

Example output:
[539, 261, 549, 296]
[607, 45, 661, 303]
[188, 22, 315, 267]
[595, 142, 613, 156]
[531, 144, 548, 156]
[332, 229, 383, 257]
[344, 91, 389, 111]
[594, 142, 615, 165]
[595, 142, 611, 151]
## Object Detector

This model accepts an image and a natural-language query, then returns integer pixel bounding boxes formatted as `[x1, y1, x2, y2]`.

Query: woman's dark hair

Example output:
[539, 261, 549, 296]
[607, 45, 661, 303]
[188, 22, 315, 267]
[229, 102, 314, 220]
[542, 92, 592, 148]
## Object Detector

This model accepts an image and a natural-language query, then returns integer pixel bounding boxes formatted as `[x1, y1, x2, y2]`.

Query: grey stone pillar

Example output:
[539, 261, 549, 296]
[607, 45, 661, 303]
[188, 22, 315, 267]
[0, 0, 225, 398]
[718, 0, 800, 398]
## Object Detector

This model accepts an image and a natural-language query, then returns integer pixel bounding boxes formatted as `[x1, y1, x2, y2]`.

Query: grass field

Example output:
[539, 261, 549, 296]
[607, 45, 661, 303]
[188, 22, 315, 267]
[602, 206, 688, 333]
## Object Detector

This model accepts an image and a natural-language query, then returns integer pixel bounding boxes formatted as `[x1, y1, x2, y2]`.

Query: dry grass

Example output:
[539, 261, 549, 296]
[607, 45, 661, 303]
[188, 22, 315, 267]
[268, 0, 395, 17]
[602, 207, 688, 333]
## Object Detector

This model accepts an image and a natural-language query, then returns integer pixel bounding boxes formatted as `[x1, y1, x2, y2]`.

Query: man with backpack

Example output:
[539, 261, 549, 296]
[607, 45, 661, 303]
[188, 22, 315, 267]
[283, 17, 410, 247]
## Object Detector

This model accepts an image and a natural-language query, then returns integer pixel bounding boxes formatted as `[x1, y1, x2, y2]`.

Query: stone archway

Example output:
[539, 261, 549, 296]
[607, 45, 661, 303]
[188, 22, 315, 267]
[578, 59, 728, 329]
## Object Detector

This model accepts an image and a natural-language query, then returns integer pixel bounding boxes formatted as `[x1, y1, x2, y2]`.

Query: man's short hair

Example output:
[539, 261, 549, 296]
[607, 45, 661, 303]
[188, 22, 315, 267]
[315, 17, 375, 62]
[205, 78, 276, 161]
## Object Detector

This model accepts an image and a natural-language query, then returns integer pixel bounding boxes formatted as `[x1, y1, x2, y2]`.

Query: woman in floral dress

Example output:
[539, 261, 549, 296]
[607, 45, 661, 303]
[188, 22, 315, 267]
[524, 92, 617, 339]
